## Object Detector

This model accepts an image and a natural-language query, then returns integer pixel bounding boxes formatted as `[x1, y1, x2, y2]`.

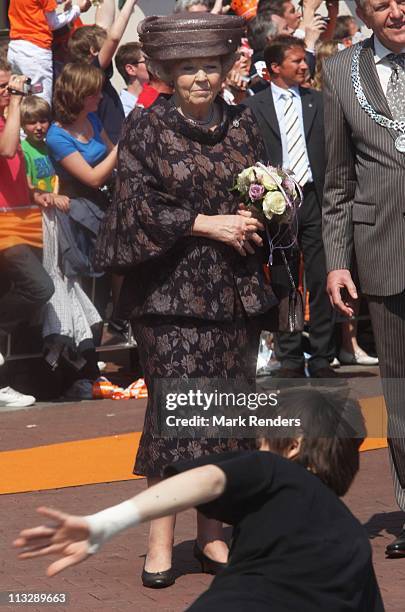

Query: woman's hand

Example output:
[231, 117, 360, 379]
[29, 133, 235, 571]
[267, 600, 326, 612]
[13, 507, 91, 577]
[304, 14, 327, 50]
[236, 209, 265, 254]
[7, 75, 29, 106]
[192, 213, 264, 256]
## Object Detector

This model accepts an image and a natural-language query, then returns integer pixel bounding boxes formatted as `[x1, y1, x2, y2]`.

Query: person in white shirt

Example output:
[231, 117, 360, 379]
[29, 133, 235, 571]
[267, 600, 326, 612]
[7, 0, 92, 105]
[115, 42, 149, 117]
[322, 0, 405, 558]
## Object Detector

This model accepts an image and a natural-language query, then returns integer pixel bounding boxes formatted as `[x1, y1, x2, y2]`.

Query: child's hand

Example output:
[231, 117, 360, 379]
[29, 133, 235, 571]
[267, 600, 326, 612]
[53, 195, 70, 213]
[34, 192, 54, 208]
[13, 507, 91, 577]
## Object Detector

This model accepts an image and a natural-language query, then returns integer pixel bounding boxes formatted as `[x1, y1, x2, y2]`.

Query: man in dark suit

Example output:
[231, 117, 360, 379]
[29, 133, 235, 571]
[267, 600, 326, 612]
[322, 0, 405, 555]
[244, 34, 336, 378]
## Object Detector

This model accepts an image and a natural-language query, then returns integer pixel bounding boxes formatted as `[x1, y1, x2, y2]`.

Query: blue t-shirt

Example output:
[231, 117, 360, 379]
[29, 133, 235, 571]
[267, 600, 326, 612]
[46, 113, 107, 182]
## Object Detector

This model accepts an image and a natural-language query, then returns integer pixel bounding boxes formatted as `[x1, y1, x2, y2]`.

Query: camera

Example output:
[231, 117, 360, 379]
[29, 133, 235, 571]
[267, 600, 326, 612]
[21, 78, 44, 95]
[7, 76, 43, 96]
[315, 13, 331, 23]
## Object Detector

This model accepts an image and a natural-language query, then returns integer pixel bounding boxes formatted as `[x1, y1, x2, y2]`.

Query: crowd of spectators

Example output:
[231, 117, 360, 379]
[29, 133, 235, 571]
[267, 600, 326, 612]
[0, 0, 377, 407]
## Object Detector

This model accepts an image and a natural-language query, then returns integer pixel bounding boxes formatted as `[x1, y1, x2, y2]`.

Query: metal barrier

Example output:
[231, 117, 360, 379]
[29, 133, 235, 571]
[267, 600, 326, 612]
[2, 276, 137, 363]
[3, 322, 137, 363]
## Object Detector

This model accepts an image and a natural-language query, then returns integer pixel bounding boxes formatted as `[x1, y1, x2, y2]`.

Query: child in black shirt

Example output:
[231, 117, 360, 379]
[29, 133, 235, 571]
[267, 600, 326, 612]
[14, 389, 384, 611]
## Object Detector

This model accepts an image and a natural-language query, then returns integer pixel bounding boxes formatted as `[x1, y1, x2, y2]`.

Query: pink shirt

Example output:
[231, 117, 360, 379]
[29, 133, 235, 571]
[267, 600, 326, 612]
[0, 117, 43, 250]
[0, 117, 31, 210]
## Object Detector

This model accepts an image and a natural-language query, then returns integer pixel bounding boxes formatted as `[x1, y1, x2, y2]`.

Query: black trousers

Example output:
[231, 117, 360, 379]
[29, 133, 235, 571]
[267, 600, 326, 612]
[272, 184, 335, 372]
[0, 244, 54, 335]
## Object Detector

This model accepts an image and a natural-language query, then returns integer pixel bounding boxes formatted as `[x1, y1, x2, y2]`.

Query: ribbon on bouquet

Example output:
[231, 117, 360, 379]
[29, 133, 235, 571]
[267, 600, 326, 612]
[255, 162, 303, 266]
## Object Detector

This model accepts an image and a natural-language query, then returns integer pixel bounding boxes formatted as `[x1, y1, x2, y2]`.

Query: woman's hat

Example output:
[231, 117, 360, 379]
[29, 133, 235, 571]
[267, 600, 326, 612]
[138, 12, 245, 61]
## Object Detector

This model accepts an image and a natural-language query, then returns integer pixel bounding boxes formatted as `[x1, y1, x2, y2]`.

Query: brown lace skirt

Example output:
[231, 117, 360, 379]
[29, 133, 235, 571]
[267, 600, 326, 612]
[131, 310, 261, 478]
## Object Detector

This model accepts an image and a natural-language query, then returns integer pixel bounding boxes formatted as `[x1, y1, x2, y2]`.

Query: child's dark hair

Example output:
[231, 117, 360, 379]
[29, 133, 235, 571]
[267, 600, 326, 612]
[20, 96, 52, 126]
[258, 388, 366, 496]
[115, 42, 143, 84]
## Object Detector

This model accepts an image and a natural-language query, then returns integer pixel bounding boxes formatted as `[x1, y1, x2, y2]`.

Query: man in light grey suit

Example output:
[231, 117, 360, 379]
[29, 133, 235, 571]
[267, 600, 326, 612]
[322, 0, 405, 557]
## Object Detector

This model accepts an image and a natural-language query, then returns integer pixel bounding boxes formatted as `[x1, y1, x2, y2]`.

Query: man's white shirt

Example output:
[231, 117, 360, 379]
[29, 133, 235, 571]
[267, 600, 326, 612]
[374, 36, 405, 96]
[270, 81, 313, 182]
[120, 89, 138, 117]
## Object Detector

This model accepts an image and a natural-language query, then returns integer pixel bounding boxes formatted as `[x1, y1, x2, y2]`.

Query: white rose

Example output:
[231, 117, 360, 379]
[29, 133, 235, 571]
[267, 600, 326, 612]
[252, 167, 266, 181]
[262, 191, 286, 219]
[253, 167, 279, 191]
[236, 167, 255, 194]
[262, 174, 279, 191]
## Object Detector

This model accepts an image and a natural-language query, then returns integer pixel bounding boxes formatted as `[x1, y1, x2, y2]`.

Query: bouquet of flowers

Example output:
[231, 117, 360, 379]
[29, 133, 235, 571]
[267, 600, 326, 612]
[234, 162, 302, 226]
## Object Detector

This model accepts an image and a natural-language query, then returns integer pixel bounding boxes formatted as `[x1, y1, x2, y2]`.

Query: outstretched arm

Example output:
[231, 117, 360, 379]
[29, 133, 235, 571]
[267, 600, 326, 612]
[97, 0, 138, 70]
[95, 0, 115, 30]
[56, 147, 117, 189]
[45, 0, 91, 31]
[13, 465, 225, 576]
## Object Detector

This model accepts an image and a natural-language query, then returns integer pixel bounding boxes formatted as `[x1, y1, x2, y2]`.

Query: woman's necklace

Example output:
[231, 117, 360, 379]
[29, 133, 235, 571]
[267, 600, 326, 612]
[177, 104, 215, 126]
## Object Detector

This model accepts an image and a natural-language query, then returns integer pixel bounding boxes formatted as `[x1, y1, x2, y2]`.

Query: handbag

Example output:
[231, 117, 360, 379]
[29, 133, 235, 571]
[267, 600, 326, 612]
[265, 249, 305, 333]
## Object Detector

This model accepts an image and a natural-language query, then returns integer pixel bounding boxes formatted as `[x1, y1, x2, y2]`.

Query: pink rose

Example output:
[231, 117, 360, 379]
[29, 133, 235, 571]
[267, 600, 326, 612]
[282, 177, 295, 194]
[248, 183, 265, 201]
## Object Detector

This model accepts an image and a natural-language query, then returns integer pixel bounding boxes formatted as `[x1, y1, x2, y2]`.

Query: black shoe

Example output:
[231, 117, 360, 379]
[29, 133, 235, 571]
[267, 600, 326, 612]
[310, 366, 340, 379]
[386, 530, 405, 558]
[271, 367, 305, 379]
[193, 542, 227, 575]
[141, 567, 175, 588]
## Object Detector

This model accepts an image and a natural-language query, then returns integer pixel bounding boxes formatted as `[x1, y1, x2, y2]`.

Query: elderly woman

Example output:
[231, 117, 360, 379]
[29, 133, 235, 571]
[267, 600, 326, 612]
[95, 12, 277, 588]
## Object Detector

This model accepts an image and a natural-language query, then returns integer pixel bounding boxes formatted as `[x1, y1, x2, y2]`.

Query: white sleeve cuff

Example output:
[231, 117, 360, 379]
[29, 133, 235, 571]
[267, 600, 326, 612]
[45, 5, 81, 31]
[84, 500, 141, 555]
[293, 28, 306, 40]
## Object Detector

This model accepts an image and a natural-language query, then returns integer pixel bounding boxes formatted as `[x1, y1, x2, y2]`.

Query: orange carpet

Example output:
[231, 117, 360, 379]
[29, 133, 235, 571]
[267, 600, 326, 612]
[0, 396, 388, 494]
[0, 432, 142, 494]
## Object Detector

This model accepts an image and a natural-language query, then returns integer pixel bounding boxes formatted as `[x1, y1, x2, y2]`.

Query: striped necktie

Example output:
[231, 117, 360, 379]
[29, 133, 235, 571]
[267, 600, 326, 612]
[283, 90, 310, 186]
[386, 53, 405, 121]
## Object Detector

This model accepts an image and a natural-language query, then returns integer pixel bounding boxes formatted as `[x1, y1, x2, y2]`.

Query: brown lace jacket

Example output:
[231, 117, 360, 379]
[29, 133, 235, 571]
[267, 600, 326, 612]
[95, 97, 277, 321]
